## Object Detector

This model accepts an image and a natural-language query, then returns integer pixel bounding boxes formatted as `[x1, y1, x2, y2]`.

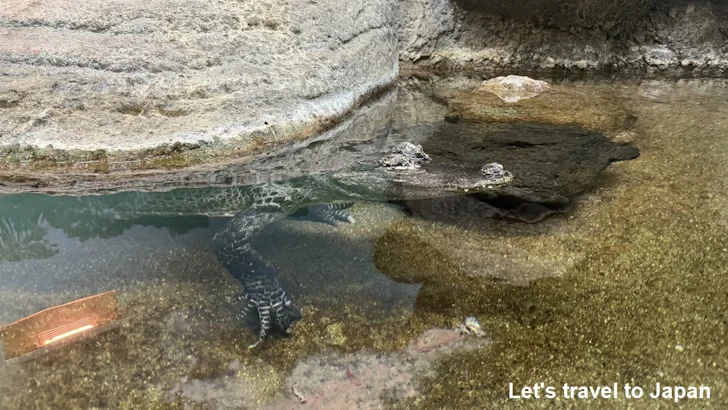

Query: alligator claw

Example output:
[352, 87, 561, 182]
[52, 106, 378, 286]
[307, 203, 355, 226]
[238, 281, 301, 349]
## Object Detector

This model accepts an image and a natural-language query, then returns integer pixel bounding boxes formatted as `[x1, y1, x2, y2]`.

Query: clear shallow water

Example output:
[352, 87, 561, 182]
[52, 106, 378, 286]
[0, 78, 727, 409]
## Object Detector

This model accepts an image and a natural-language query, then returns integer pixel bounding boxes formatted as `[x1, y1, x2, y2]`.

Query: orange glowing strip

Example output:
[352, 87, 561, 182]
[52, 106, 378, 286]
[35, 314, 102, 346]
[36, 314, 100, 341]
[42, 324, 95, 345]
[1, 291, 119, 361]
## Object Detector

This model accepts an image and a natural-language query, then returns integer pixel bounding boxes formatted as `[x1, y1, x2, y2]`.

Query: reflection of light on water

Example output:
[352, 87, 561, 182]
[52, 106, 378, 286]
[41, 324, 94, 346]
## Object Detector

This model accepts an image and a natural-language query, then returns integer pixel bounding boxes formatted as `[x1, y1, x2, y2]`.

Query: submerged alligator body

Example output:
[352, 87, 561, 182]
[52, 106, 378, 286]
[68, 142, 511, 348]
[213, 143, 512, 347]
[0, 122, 639, 349]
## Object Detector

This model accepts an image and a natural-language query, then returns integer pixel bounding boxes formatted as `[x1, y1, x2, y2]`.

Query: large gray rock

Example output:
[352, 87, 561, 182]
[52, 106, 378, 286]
[399, 0, 728, 74]
[0, 79, 456, 194]
[396, 0, 457, 62]
[0, 0, 398, 160]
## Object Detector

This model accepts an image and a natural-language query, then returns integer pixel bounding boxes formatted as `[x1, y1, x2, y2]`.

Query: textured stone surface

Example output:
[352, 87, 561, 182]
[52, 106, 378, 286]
[399, 0, 728, 74]
[0, 85, 429, 194]
[455, 0, 656, 30]
[396, 0, 457, 62]
[0, 0, 398, 159]
[2, 0, 727, 172]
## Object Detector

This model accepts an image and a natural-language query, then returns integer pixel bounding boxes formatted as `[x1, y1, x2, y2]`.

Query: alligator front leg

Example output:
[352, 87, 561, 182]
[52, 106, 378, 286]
[214, 208, 301, 348]
[307, 202, 356, 226]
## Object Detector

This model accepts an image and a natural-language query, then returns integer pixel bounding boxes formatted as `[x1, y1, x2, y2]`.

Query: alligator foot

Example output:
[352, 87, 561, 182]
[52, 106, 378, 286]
[238, 280, 301, 349]
[307, 203, 355, 226]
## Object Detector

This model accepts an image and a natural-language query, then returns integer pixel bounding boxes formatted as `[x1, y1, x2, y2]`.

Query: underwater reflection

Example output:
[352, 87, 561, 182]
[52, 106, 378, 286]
[0, 214, 57, 262]
[0, 192, 210, 263]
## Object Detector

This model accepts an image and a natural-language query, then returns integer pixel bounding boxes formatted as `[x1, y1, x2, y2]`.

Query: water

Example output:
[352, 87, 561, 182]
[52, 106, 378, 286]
[0, 78, 727, 409]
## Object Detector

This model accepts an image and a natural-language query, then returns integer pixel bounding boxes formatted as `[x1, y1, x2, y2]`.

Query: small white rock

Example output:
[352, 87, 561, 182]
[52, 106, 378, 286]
[459, 316, 486, 337]
[479, 75, 549, 103]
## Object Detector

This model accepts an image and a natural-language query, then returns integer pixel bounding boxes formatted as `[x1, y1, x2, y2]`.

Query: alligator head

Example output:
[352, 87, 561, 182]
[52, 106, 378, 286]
[327, 142, 514, 201]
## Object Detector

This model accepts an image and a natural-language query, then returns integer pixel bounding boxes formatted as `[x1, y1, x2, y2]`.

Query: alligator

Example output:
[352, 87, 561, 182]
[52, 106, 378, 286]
[0, 121, 638, 348]
[103, 142, 513, 348]
[0, 140, 515, 348]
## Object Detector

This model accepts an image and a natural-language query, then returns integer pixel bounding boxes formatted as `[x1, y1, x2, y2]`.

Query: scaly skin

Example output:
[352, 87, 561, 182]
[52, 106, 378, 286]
[210, 145, 512, 348]
[0, 143, 513, 348]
